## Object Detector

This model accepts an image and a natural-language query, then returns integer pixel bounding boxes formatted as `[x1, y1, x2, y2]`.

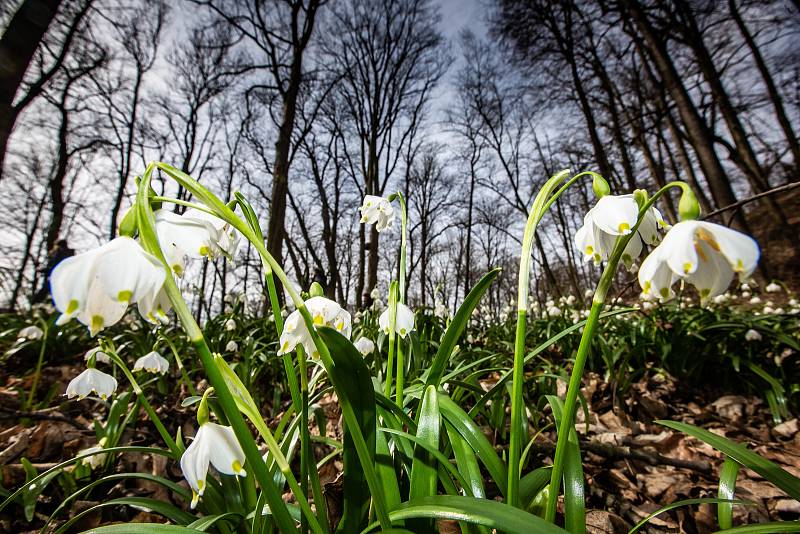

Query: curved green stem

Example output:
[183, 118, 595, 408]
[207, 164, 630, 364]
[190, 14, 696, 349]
[24, 319, 50, 411]
[103, 343, 180, 458]
[158, 333, 195, 396]
[150, 196, 216, 216]
[543, 180, 691, 523]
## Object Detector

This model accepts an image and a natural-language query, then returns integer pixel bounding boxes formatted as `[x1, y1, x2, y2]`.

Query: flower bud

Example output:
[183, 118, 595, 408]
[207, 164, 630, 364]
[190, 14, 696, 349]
[678, 187, 701, 221]
[118, 207, 137, 237]
[633, 189, 648, 209]
[592, 174, 611, 199]
[309, 282, 324, 298]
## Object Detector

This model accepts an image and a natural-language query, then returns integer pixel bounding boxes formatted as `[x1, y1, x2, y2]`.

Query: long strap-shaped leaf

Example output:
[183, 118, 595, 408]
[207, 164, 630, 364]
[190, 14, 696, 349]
[438, 393, 508, 497]
[318, 327, 377, 533]
[547, 396, 585, 534]
[718, 456, 740, 530]
[658, 420, 800, 500]
[360, 496, 569, 533]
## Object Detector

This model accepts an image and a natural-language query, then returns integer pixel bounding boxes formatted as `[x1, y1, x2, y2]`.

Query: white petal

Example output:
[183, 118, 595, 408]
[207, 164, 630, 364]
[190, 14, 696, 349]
[138, 286, 172, 324]
[180, 427, 211, 508]
[49, 249, 100, 320]
[621, 233, 643, 269]
[79, 280, 128, 335]
[94, 237, 166, 304]
[66, 368, 117, 400]
[591, 195, 639, 236]
[698, 221, 760, 278]
[204, 423, 247, 477]
[639, 246, 677, 301]
[354, 337, 375, 356]
[133, 351, 169, 374]
[661, 221, 702, 276]
[684, 240, 735, 299]
[394, 303, 415, 338]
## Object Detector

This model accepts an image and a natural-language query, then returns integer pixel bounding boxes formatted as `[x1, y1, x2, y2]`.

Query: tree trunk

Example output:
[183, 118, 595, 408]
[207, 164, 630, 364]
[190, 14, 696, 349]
[728, 0, 800, 169]
[622, 0, 748, 232]
[44, 96, 70, 253]
[0, 0, 62, 180]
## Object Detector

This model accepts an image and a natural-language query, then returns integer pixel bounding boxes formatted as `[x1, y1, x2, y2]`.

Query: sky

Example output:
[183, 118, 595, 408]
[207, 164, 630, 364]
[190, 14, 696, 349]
[435, 0, 488, 38]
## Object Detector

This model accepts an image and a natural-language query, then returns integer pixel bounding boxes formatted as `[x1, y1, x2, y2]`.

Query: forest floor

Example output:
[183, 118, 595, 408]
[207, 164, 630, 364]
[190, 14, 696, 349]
[1, 356, 798, 533]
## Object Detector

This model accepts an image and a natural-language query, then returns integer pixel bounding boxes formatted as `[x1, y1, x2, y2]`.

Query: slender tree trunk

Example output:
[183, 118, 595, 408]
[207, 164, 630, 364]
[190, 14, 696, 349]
[356, 222, 365, 308]
[622, 0, 748, 231]
[0, 0, 63, 181]
[728, 0, 800, 168]
[464, 159, 476, 299]
[9, 192, 48, 308]
[44, 94, 71, 252]
[108, 68, 143, 239]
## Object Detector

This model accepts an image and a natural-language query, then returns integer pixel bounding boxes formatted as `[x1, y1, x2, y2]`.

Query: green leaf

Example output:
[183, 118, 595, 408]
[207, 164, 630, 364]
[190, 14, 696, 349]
[438, 393, 508, 497]
[519, 467, 552, 512]
[547, 396, 585, 534]
[80, 525, 202, 534]
[658, 420, 800, 501]
[58, 497, 196, 533]
[361, 495, 568, 533]
[628, 498, 754, 534]
[425, 269, 501, 389]
[708, 522, 800, 533]
[718, 456, 740, 530]
[445, 421, 485, 499]
[318, 327, 377, 532]
[409, 385, 441, 500]
[187, 512, 244, 531]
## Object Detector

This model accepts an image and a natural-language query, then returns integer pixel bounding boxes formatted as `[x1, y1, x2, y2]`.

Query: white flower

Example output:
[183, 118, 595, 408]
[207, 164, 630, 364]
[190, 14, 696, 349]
[77, 439, 108, 470]
[225, 340, 238, 352]
[354, 337, 375, 356]
[741, 283, 751, 292]
[741, 291, 751, 299]
[638, 221, 759, 301]
[434, 302, 450, 319]
[749, 296, 762, 305]
[790, 298, 798, 307]
[137, 286, 172, 324]
[154, 210, 220, 276]
[575, 194, 666, 269]
[18, 325, 43, 341]
[765, 282, 781, 293]
[546, 305, 562, 316]
[370, 287, 382, 300]
[565, 295, 577, 306]
[66, 368, 117, 400]
[224, 318, 237, 331]
[84, 347, 111, 364]
[183, 208, 240, 260]
[774, 307, 785, 315]
[763, 306, 774, 314]
[359, 195, 394, 232]
[379, 303, 415, 338]
[278, 297, 351, 358]
[180, 422, 246, 509]
[641, 301, 654, 311]
[745, 329, 762, 342]
[584, 289, 593, 298]
[133, 351, 169, 374]
[50, 237, 167, 335]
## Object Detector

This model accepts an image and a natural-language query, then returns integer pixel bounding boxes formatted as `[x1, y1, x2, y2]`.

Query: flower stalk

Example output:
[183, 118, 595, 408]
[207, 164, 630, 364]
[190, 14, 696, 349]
[24, 319, 49, 411]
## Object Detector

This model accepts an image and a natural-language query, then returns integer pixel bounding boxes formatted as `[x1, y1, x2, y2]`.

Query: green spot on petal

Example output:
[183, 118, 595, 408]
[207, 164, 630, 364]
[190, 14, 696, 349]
[118, 290, 133, 302]
[91, 315, 104, 333]
[66, 299, 79, 315]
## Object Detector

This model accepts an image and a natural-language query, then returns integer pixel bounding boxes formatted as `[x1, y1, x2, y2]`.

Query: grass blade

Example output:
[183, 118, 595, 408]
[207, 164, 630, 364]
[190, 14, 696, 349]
[628, 498, 754, 534]
[547, 395, 585, 533]
[718, 456, 740, 530]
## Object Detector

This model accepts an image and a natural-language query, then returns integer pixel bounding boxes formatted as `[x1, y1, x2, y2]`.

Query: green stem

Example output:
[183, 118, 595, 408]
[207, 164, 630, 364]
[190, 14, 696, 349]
[299, 349, 309, 534]
[384, 282, 398, 402]
[105, 346, 180, 458]
[395, 192, 408, 303]
[543, 180, 690, 523]
[159, 334, 196, 396]
[150, 196, 216, 216]
[24, 322, 49, 411]
[507, 169, 571, 508]
[396, 341, 404, 408]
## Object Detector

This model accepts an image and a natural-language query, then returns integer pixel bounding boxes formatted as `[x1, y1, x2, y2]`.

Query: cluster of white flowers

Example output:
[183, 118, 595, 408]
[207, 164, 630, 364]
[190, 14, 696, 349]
[155, 209, 240, 277]
[359, 195, 394, 232]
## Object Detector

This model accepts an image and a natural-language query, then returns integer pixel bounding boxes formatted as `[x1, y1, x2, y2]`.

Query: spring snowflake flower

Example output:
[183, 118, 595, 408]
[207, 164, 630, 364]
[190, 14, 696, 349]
[66, 368, 118, 400]
[765, 282, 781, 293]
[379, 303, 415, 338]
[225, 340, 238, 352]
[84, 347, 111, 364]
[354, 337, 375, 356]
[77, 438, 108, 470]
[133, 351, 169, 374]
[278, 297, 351, 358]
[744, 329, 762, 342]
[50, 236, 167, 335]
[224, 318, 237, 331]
[749, 296, 762, 305]
[180, 422, 246, 509]
[183, 208, 240, 260]
[575, 194, 666, 269]
[638, 221, 759, 301]
[359, 195, 394, 232]
[18, 325, 43, 341]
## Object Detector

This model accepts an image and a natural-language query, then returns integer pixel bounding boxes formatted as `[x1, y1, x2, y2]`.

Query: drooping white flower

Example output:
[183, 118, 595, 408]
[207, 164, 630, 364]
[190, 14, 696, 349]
[137, 285, 172, 324]
[765, 282, 782, 293]
[183, 208, 240, 260]
[745, 329, 762, 342]
[370, 287, 382, 300]
[763, 306, 775, 314]
[278, 296, 352, 358]
[434, 302, 450, 319]
[18, 325, 43, 341]
[65, 368, 118, 400]
[154, 210, 220, 276]
[749, 296, 762, 305]
[354, 337, 375, 356]
[379, 303, 415, 338]
[180, 422, 246, 509]
[224, 318, 237, 331]
[133, 351, 169, 374]
[77, 438, 108, 470]
[741, 291, 752, 299]
[225, 340, 238, 352]
[359, 195, 394, 232]
[84, 347, 111, 364]
[638, 221, 759, 301]
[50, 237, 167, 335]
[575, 194, 666, 269]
